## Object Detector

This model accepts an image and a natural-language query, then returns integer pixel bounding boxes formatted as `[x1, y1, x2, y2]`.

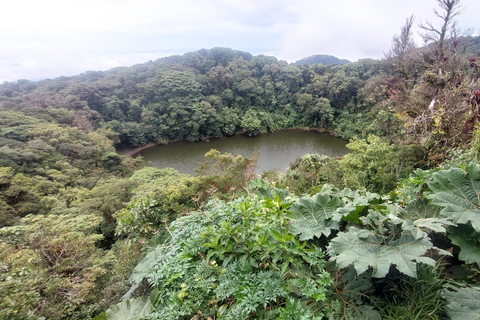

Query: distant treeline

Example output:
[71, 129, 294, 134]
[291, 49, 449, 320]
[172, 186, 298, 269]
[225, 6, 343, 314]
[0, 47, 385, 149]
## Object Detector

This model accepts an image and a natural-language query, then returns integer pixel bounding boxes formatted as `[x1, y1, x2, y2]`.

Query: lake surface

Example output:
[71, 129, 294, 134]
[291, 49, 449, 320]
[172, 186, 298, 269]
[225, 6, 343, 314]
[135, 130, 349, 175]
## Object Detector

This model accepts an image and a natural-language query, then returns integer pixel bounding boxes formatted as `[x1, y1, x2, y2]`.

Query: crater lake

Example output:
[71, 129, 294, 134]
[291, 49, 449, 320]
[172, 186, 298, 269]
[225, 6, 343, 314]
[135, 130, 349, 175]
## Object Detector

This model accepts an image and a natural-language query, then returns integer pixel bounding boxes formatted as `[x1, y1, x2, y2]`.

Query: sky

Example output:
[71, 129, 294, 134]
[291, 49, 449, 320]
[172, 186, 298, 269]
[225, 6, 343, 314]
[1, 0, 478, 82]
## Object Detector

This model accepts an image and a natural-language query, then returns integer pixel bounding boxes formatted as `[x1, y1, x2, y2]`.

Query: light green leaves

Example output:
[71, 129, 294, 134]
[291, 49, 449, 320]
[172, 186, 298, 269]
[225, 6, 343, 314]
[106, 297, 151, 320]
[289, 193, 344, 240]
[405, 198, 441, 219]
[427, 163, 480, 266]
[403, 198, 455, 234]
[428, 163, 480, 232]
[329, 226, 435, 278]
[444, 286, 480, 320]
[448, 225, 480, 266]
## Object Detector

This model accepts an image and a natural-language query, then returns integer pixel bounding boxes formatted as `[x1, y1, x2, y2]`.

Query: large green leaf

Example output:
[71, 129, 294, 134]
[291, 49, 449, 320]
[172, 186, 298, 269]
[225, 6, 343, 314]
[91, 312, 107, 320]
[448, 224, 480, 266]
[106, 297, 151, 320]
[328, 227, 434, 278]
[289, 193, 344, 240]
[444, 286, 480, 320]
[336, 196, 370, 225]
[329, 304, 382, 320]
[396, 199, 454, 235]
[427, 163, 480, 232]
[129, 245, 165, 285]
[405, 198, 441, 219]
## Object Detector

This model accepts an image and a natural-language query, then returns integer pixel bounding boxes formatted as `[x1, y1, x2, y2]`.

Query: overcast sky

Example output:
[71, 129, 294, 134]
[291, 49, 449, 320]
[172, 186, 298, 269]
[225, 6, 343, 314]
[1, 0, 478, 82]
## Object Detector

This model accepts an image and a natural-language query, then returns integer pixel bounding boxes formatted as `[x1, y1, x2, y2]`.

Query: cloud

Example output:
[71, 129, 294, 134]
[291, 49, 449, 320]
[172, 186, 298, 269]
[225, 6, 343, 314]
[0, 0, 478, 82]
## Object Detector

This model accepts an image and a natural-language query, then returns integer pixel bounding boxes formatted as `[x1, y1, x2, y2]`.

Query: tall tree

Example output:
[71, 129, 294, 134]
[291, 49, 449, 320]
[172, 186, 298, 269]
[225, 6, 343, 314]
[419, 0, 464, 68]
[385, 15, 422, 82]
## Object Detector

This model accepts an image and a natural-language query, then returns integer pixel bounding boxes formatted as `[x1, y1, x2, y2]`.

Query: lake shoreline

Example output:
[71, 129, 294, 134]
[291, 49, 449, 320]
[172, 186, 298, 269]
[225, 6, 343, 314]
[120, 127, 337, 158]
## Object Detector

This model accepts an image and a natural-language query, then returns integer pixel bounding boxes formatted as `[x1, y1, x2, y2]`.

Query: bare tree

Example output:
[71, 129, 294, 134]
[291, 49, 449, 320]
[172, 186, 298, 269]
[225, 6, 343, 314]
[391, 15, 416, 58]
[418, 0, 464, 115]
[385, 15, 422, 81]
[419, 0, 464, 63]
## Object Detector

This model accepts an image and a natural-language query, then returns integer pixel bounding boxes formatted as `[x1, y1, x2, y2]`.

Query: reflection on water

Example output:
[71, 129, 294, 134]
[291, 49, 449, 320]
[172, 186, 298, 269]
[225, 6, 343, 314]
[135, 130, 349, 175]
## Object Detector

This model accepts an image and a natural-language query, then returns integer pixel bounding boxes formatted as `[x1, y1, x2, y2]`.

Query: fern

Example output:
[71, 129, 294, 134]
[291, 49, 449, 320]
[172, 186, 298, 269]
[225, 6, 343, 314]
[120, 193, 332, 319]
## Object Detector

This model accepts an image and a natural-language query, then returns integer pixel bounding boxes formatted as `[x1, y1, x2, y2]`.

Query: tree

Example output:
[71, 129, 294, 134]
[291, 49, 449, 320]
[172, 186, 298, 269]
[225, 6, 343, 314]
[419, 0, 464, 67]
[240, 109, 262, 136]
[0, 214, 116, 319]
[385, 15, 423, 82]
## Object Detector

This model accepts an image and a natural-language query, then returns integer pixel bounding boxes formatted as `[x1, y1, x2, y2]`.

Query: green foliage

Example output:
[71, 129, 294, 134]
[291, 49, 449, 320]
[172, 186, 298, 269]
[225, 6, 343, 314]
[448, 224, 480, 266]
[115, 198, 161, 242]
[443, 285, 480, 320]
[0, 48, 385, 148]
[101, 152, 123, 169]
[106, 296, 151, 320]
[396, 167, 434, 204]
[1, 29, 480, 320]
[329, 221, 436, 278]
[428, 163, 480, 232]
[240, 109, 263, 136]
[0, 108, 147, 318]
[280, 153, 341, 194]
[340, 135, 422, 193]
[194, 149, 257, 201]
[289, 193, 344, 240]
[115, 167, 193, 243]
[380, 263, 446, 319]
[427, 163, 480, 267]
[327, 268, 381, 320]
[403, 198, 452, 234]
[279, 138, 423, 195]
[292, 186, 447, 278]
[0, 214, 116, 319]
[123, 189, 332, 319]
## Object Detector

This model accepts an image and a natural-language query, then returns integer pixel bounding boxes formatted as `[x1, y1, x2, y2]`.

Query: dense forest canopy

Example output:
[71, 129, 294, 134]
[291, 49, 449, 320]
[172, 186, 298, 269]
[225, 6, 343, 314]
[0, 47, 383, 147]
[1, 0, 480, 319]
[295, 54, 351, 66]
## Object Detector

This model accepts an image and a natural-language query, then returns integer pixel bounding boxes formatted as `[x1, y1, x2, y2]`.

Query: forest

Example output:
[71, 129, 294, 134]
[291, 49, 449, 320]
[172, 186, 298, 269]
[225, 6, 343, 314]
[1, 0, 480, 319]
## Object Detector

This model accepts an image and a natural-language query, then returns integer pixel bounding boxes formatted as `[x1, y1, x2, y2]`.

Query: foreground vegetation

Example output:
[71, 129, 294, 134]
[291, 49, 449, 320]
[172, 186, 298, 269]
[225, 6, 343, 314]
[1, 0, 480, 319]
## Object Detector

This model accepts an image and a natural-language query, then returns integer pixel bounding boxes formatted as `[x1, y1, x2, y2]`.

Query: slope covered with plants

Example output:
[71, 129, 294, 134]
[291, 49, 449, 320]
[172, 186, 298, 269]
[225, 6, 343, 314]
[0, 0, 480, 319]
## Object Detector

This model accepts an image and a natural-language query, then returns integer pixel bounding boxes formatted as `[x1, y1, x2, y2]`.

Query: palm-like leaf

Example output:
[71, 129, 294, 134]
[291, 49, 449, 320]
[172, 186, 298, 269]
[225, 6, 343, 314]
[329, 227, 435, 278]
[448, 224, 480, 266]
[427, 163, 480, 231]
[403, 198, 454, 234]
[106, 297, 151, 320]
[444, 286, 480, 320]
[289, 193, 344, 240]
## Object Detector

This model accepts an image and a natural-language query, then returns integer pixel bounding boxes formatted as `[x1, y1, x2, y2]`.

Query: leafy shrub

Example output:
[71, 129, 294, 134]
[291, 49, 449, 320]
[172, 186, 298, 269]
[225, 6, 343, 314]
[108, 189, 332, 319]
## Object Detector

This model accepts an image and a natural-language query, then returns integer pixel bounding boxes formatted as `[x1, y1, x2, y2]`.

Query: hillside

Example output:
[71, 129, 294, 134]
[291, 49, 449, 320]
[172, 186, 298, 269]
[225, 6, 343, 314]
[0, 4, 480, 318]
[295, 54, 351, 66]
[0, 47, 383, 150]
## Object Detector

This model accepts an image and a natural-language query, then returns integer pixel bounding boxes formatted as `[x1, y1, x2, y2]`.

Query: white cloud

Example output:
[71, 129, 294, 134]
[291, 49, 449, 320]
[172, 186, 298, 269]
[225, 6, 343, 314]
[1, 0, 478, 82]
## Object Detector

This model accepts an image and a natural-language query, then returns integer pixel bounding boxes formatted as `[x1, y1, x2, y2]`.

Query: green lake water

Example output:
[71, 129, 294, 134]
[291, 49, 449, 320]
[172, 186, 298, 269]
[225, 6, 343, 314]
[135, 130, 349, 175]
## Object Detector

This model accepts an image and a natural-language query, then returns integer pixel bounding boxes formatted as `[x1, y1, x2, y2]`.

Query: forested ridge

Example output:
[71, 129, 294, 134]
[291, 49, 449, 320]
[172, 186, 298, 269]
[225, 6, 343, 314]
[1, 0, 480, 319]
